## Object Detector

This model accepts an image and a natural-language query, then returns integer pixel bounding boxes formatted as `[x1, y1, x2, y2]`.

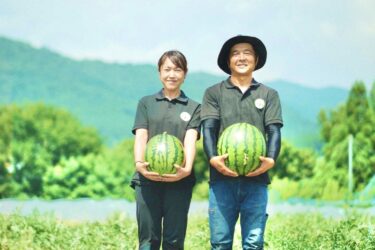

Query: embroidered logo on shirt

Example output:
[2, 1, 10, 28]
[180, 112, 191, 122]
[255, 98, 266, 109]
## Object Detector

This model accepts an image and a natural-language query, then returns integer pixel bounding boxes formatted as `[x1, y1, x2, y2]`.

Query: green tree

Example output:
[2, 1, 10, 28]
[103, 138, 137, 200]
[0, 103, 103, 198]
[0, 106, 14, 196]
[318, 81, 375, 192]
[270, 141, 316, 181]
[370, 82, 375, 110]
[193, 140, 209, 184]
[191, 140, 210, 200]
[43, 153, 131, 199]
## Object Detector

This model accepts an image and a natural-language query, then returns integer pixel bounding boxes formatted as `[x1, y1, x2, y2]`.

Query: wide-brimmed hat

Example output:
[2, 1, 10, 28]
[217, 35, 267, 74]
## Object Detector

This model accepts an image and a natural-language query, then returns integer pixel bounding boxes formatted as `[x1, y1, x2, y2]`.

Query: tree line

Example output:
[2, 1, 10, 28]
[0, 81, 374, 201]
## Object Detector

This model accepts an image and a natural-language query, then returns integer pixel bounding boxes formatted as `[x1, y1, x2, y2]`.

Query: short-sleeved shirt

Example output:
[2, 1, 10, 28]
[131, 89, 201, 187]
[201, 78, 283, 184]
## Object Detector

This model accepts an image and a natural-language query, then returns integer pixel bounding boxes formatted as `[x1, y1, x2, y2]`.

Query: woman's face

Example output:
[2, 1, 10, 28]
[159, 57, 185, 92]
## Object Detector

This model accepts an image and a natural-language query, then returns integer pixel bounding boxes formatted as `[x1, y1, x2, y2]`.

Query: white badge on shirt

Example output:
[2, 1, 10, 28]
[180, 112, 191, 122]
[255, 98, 266, 109]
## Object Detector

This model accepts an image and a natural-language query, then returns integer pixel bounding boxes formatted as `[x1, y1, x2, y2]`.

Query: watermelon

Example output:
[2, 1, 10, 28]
[217, 123, 266, 175]
[145, 132, 184, 175]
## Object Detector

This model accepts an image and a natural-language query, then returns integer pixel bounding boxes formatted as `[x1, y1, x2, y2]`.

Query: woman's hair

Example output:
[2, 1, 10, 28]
[158, 50, 188, 73]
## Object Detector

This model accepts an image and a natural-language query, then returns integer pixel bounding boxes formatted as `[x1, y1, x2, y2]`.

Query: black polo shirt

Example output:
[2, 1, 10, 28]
[201, 78, 283, 184]
[131, 89, 201, 187]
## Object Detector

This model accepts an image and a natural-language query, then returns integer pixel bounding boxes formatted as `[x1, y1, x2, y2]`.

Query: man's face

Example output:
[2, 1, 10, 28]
[228, 43, 257, 76]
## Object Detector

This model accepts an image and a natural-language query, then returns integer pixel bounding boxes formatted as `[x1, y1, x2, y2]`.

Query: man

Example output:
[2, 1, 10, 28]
[201, 35, 283, 249]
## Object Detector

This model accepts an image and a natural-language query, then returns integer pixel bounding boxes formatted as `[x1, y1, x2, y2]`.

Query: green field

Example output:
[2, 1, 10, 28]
[1, 212, 373, 249]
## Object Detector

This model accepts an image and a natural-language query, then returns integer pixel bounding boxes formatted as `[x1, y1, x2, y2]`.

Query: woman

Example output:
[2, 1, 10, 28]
[131, 50, 201, 250]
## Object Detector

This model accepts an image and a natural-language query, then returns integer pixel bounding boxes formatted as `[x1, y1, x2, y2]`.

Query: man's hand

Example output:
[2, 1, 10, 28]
[210, 154, 238, 177]
[136, 161, 163, 182]
[246, 156, 275, 177]
[161, 164, 191, 182]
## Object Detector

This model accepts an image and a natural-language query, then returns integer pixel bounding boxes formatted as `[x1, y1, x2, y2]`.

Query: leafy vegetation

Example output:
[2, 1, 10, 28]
[0, 103, 209, 200]
[1, 81, 374, 201]
[266, 213, 374, 250]
[270, 82, 375, 202]
[0, 103, 102, 198]
[0, 212, 373, 249]
[319, 81, 375, 192]
[270, 141, 317, 181]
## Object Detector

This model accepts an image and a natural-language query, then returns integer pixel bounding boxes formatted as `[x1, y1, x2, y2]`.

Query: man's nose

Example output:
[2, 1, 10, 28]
[239, 53, 245, 60]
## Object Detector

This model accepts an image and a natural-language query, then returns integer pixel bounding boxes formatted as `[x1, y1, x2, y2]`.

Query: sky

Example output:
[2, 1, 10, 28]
[0, 0, 374, 89]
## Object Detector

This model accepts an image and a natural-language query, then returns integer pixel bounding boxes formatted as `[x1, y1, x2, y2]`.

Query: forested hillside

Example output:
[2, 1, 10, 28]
[0, 36, 347, 147]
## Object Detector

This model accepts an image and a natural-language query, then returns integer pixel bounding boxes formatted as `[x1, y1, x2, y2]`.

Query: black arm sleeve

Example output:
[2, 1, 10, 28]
[265, 123, 282, 161]
[202, 118, 220, 160]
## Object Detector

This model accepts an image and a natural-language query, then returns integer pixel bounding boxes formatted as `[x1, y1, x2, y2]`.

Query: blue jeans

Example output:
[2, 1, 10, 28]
[209, 179, 268, 250]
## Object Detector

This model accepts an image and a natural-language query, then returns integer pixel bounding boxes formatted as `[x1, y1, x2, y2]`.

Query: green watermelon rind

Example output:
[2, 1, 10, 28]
[217, 123, 266, 176]
[145, 132, 184, 175]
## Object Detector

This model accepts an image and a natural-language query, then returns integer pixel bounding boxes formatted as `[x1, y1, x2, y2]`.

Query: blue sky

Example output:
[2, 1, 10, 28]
[0, 0, 374, 88]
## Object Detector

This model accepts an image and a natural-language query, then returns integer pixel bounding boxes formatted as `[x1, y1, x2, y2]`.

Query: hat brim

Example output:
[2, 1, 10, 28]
[217, 35, 267, 74]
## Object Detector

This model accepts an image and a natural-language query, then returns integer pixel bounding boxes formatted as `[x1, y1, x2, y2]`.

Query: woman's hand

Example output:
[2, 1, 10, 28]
[161, 164, 191, 182]
[136, 161, 163, 182]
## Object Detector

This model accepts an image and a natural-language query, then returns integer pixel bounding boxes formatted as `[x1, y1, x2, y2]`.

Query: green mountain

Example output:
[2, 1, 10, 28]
[0, 36, 348, 148]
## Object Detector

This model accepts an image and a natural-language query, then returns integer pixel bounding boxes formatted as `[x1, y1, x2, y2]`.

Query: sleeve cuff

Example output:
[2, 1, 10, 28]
[265, 119, 283, 127]
[132, 125, 148, 135]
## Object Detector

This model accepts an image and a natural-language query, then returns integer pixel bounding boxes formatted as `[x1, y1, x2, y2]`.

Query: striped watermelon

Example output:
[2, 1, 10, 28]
[217, 123, 266, 175]
[145, 132, 184, 175]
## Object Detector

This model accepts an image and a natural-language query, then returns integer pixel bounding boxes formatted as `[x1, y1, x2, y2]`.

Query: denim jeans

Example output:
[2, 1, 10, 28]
[209, 179, 268, 250]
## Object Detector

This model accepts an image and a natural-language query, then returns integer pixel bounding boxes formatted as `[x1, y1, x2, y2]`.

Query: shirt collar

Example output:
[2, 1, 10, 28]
[224, 77, 261, 89]
[155, 89, 188, 103]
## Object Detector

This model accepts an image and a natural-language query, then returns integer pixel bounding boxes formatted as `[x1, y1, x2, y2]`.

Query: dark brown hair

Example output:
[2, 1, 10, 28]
[158, 50, 188, 73]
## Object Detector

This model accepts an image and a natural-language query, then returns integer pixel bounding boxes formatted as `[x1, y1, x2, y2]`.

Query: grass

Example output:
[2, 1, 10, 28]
[0, 212, 374, 249]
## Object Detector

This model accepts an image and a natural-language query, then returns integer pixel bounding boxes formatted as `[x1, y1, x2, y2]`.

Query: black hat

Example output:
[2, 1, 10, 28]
[217, 35, 267, 74]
